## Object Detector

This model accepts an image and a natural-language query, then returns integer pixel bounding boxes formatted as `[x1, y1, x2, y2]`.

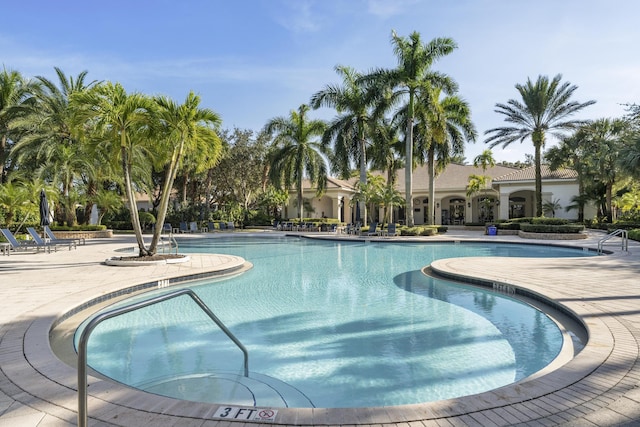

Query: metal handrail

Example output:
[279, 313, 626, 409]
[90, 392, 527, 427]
[598, 228, 628, 254]
[160, 229, 179, 254]
[77, 288, 249, 427]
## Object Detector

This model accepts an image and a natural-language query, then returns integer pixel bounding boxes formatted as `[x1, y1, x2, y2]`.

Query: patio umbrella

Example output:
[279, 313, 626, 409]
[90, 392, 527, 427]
[39, 190, 51, 226]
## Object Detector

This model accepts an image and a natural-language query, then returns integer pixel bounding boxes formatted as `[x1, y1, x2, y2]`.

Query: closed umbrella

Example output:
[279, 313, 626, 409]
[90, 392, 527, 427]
[39, 190, 51, 226]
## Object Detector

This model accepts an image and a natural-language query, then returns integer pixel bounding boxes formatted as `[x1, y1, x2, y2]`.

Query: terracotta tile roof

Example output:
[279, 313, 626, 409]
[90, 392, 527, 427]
[394, 163, 518, 192]
[493, 165, 578, 182]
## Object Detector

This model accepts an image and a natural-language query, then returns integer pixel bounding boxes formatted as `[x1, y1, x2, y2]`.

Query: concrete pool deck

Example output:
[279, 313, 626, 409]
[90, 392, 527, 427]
[0, 230, 639, 426]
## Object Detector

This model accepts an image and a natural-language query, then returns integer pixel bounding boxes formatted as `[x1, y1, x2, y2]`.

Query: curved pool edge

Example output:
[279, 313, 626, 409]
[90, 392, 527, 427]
[4, 232, 640, 426]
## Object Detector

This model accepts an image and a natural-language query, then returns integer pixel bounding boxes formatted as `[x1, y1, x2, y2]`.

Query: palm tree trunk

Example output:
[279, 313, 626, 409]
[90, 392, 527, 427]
[0, 135, 6, 184]
[297, 177, 303, 222]
[606, 183, 613, 222]
[149, 145, 182, 255]
[534, 141, 543, 217]
[427, 148, 436, 225]
[359, 132, 367, 223]
[405, 95, 415, 226]
[122, 145, 149, 256]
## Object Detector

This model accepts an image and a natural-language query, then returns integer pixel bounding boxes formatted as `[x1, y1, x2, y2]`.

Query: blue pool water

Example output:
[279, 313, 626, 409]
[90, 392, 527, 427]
[82, 237, 591, 408]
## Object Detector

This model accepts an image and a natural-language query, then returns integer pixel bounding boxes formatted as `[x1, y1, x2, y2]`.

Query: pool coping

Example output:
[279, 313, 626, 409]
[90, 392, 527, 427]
[1, 230, 640, 426]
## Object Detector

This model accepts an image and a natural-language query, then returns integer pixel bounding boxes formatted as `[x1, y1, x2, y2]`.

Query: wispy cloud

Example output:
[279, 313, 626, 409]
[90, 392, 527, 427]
[366, 0, 421, 18]
[273, 0, 323, 33]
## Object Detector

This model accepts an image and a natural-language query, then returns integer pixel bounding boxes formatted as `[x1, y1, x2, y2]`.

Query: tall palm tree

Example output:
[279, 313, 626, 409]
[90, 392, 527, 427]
[0, 67, 39, 182]
[546, 133, 591, 221]
[149, 91, 222, 254]
[264, 104, 328, 222]
[579, 118, 626, 222]
[400, 86, 476, 224]
[74, 82, 155, 255]
[11, 68, 98, 225]
[619, 132, 640, 179]
[485, 74, 595, 216]
[363, 31, 458, 226]
[310, 65, 381, 221]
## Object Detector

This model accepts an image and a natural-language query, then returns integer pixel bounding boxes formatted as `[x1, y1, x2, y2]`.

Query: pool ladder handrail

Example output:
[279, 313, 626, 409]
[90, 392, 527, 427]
[160, 228, 179, 254]
[77, 288, 249, 427]
[597, 228, 628, 255]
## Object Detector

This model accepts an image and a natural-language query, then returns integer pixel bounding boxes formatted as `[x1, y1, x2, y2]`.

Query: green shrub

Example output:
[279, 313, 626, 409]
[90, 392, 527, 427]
[50, 225, 107, 231]
[520, 224, 584, 233]
[629, 229, 640, 241]
[496, 222, 521, 230]
[400, 226, 437, 236]
[531, 217, 569, 225]
[104, 221, 133, 230]
[609, 221, 640, 230]
[508, 217, 535, 224]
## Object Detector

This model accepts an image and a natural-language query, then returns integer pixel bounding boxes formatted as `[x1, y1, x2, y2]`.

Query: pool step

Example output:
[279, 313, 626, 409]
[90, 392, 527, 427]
[138, 371, 314, 408]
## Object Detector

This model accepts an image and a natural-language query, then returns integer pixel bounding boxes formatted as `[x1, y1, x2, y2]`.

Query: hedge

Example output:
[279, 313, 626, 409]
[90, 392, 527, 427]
[520, 224, 585, 234]
[400, 226, 438, 236]
[629, 229, 640, 241]
[531, 217, 569, 225]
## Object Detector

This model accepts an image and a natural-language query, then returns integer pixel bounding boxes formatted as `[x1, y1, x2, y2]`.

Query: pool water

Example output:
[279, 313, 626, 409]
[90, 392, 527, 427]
[82, 237, 590, 408]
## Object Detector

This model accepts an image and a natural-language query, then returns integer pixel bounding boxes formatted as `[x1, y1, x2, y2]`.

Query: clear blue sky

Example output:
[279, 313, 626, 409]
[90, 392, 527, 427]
[2, 0, 639, 163]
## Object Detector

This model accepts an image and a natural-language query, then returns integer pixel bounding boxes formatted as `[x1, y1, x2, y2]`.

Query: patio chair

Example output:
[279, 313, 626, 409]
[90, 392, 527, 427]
[189, 221, 198, 233]
[363, 222, 379, 237]
[28, 227, 75, 250]
[226, 222, 235, 231]
[218, 221, 227, 230]
[179, 222, 188, 233]
[383, 223, 397, 237]
[1, 228, 53, 253]
[44, 225, 86, 245]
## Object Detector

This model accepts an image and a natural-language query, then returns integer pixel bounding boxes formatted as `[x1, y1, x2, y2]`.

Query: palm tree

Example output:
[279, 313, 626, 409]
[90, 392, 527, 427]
[310, 65, 380, 221]
[473, 149, 496, 172]
[363, 31, 458, 226]
[485, 74, 595, 216]
[0, 67, 39, 182]
[264, 104, 328, 222]
[546, 134, 590, 221]
[149, 91, 222, 254]
[11, 68, 98, 225]
[400, 86, 476, 224]
[578, 118, 626, 222]
[619, 132, 640, 179]
[74, 82, 155, 256]
[542, 198, 562, 217]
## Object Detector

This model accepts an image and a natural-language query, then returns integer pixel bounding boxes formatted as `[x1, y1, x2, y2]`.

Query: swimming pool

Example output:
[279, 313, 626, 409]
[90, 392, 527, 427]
[80, 236, 591, 408]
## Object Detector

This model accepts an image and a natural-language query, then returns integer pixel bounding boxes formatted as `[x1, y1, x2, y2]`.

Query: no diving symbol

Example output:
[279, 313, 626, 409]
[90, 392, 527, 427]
[258, 409, 275, 419]
[213, 406, 278, 422]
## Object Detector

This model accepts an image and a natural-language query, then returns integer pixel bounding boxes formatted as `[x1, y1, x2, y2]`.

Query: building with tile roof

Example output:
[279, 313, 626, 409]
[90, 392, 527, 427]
[285, 164, 596, 225]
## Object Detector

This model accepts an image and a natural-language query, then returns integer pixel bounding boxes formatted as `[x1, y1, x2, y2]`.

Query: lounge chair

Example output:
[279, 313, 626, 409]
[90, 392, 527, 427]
[226, 222, 235, 231]
[208, 221, 217, 232]
[28, 227, 75, 250]
[189, 221, 198, 233]
[179, 222, 188, 233]
[383, 223, 397, 237]
[1, 228, 54, 253]
[44, 225, 86, 245]
[218, 221, 227, 230]
[363, 222, 379, 237]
